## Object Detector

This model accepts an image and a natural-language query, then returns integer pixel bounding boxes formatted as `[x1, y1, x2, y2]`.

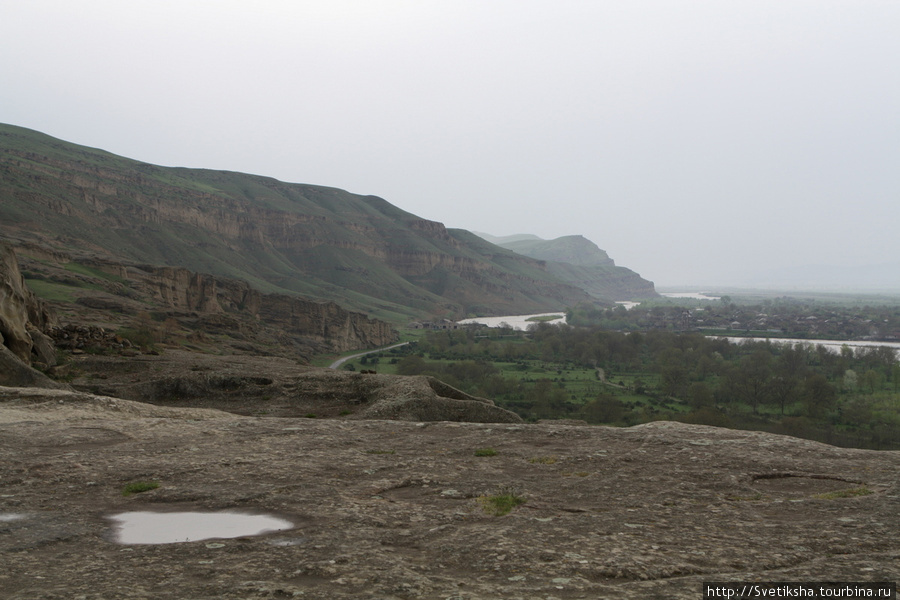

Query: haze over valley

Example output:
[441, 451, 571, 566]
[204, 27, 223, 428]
[2, 4, 899, 597]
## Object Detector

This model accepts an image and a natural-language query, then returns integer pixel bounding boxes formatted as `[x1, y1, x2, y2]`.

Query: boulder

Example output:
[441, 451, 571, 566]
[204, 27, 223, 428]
[0, 343, 68, 389]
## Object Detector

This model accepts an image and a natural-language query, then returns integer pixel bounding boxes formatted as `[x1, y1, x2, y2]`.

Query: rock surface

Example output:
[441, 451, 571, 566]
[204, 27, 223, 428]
[1, 387, 897, 599]
[63, 349, 521, 423]
[0, 344, 68, 390]
[0, 243, 68, 389]
[0, 243, 55, 364]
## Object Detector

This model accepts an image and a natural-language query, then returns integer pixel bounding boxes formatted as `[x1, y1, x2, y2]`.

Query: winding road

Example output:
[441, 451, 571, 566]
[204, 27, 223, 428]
[328, 342, 409, 369]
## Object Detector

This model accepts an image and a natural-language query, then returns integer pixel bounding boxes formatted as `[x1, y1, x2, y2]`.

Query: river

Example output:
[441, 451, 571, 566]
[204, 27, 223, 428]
[456, 312, 567, 331]
[721, 336, 900, 355]
[455, 312, 900, 355]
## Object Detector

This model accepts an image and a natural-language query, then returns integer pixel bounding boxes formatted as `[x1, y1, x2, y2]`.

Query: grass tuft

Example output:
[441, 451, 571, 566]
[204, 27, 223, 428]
[474, 448, 498, 457]
[478, 489, 527, 516]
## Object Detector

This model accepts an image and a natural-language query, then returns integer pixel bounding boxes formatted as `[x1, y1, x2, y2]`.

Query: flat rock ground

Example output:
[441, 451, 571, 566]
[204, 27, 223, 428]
[1, 387, 898, 600]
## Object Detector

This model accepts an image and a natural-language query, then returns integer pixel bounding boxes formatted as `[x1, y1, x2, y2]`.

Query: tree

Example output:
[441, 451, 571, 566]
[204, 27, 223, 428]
[723, 350, 772, 414]
[863, 369, 884, 394]
[843, 369, 858, 392]
[802, 373, 836, 419]
[688, 382, 715, 409]
[396, 355, 427, 376]
[581, 394, 625, 424]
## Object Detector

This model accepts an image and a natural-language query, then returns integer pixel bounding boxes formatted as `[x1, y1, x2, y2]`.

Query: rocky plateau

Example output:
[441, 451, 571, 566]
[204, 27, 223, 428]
[1, 386, 898, 599]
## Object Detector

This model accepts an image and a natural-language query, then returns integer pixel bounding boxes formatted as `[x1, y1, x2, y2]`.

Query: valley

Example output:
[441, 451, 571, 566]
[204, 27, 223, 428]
[1, 125, 898, 598]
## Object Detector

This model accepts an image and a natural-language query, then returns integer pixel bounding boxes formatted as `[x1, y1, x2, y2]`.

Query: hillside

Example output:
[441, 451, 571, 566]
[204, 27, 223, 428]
[0, 123, 595, 322]
[476, 232, 658, 301]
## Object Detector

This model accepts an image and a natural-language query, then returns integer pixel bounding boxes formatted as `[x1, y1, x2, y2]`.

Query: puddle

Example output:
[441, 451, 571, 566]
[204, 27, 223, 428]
[108, 511, 294, 544]
[0, 513, 26, 522]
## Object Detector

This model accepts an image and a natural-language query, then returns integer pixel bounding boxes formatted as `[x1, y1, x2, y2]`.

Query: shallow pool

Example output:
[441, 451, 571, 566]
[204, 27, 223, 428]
[108, 511, 294, 544]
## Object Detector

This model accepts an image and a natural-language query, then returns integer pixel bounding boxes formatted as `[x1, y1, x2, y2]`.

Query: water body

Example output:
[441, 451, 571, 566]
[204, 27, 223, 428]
[453, 312, 899, 356]
[456, 312, 566, 331]
[109, 511, 293, 545]
[660, 292, 721, 301]
[722, 337, 900, 355]
[615, 301, 641, 310]
[617, 292, 720, 310]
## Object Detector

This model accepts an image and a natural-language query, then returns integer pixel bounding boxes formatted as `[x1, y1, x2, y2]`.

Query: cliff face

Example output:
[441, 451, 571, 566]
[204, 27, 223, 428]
[478, 233, 659, 302]
[258, 295, 397, 352]
[0, 243, 68, 389]
[0, 124, 597, 319]
[0, 243, 56, 364]
[55, 257, 399, 353]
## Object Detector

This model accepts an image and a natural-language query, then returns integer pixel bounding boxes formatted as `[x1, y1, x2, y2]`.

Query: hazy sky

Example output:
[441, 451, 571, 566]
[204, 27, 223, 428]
[3, 1, 898, 288]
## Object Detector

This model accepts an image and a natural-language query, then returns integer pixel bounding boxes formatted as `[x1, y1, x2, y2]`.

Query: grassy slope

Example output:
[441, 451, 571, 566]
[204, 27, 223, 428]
[0, 123, 589, 322]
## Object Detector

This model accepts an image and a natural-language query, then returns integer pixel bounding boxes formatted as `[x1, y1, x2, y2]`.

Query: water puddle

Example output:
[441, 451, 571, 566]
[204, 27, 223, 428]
[108, 511, 293, 544]
[0, 513, 26, 522]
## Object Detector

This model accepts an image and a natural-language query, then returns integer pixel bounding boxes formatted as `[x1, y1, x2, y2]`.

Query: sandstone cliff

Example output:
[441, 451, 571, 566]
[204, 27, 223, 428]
[8, 245, 398, 357]
[0, 244, 55, 363]
[123, 263, 397, 352]
[0, 243, 68, 389]
[0, 124, 599, 319]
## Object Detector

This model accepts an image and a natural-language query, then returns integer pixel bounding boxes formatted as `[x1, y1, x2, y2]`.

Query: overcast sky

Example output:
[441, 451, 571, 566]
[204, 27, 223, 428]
[3, 1, 898, 288]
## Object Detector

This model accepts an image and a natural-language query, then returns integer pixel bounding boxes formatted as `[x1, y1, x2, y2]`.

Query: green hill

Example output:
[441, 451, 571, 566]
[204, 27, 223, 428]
[475, 233, 657, 301]
[0, 124, 596, 322]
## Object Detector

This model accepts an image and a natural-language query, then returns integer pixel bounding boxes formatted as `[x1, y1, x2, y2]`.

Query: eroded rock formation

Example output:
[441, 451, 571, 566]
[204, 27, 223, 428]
[0, 243, 55, 363]
[0, 243, 68, 389]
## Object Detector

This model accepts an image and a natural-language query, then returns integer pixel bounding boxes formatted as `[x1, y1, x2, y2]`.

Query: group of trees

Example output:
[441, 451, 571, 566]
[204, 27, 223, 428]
[390, 322, 900, 449]
[566, 297, 900, 341]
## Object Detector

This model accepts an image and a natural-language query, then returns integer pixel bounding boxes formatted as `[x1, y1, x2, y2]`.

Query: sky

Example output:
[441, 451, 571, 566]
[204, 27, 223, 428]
[2, 1, 899, 289]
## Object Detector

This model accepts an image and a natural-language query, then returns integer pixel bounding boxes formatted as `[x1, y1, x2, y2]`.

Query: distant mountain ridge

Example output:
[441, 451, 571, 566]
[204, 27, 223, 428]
[0, 124, 609, 321]
[475, 232, 657, 301]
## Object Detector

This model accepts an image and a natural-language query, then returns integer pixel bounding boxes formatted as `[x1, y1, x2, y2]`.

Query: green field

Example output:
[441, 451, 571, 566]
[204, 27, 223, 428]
[323, 324, 900, 449]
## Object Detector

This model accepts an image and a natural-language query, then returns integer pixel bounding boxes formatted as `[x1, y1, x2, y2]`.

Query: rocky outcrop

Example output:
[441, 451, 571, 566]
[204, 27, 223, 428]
[258, 296, 397, 352]
[285, 371, 523, 423]
[0, 243, 57, 365]
[72, 350, 520, 423]
[0, 344, 67, 389]
[13, 248, 398, 354]
[0, 243, 68, 389]
[134, 265, 225, 314]
[127, 264, 398, 352]
[1, 393, 897, 599]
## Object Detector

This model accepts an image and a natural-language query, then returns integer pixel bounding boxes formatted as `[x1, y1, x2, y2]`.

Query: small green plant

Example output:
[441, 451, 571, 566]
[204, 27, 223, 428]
[304, 413, 317, 418]
[122, 481, 159, 496]
[478, 488, 526, 516]
[474, 448, 497, 457]
[339, 410, 352, 416]
[814, 487, 873, 500]
[528, 455, 557, 464]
